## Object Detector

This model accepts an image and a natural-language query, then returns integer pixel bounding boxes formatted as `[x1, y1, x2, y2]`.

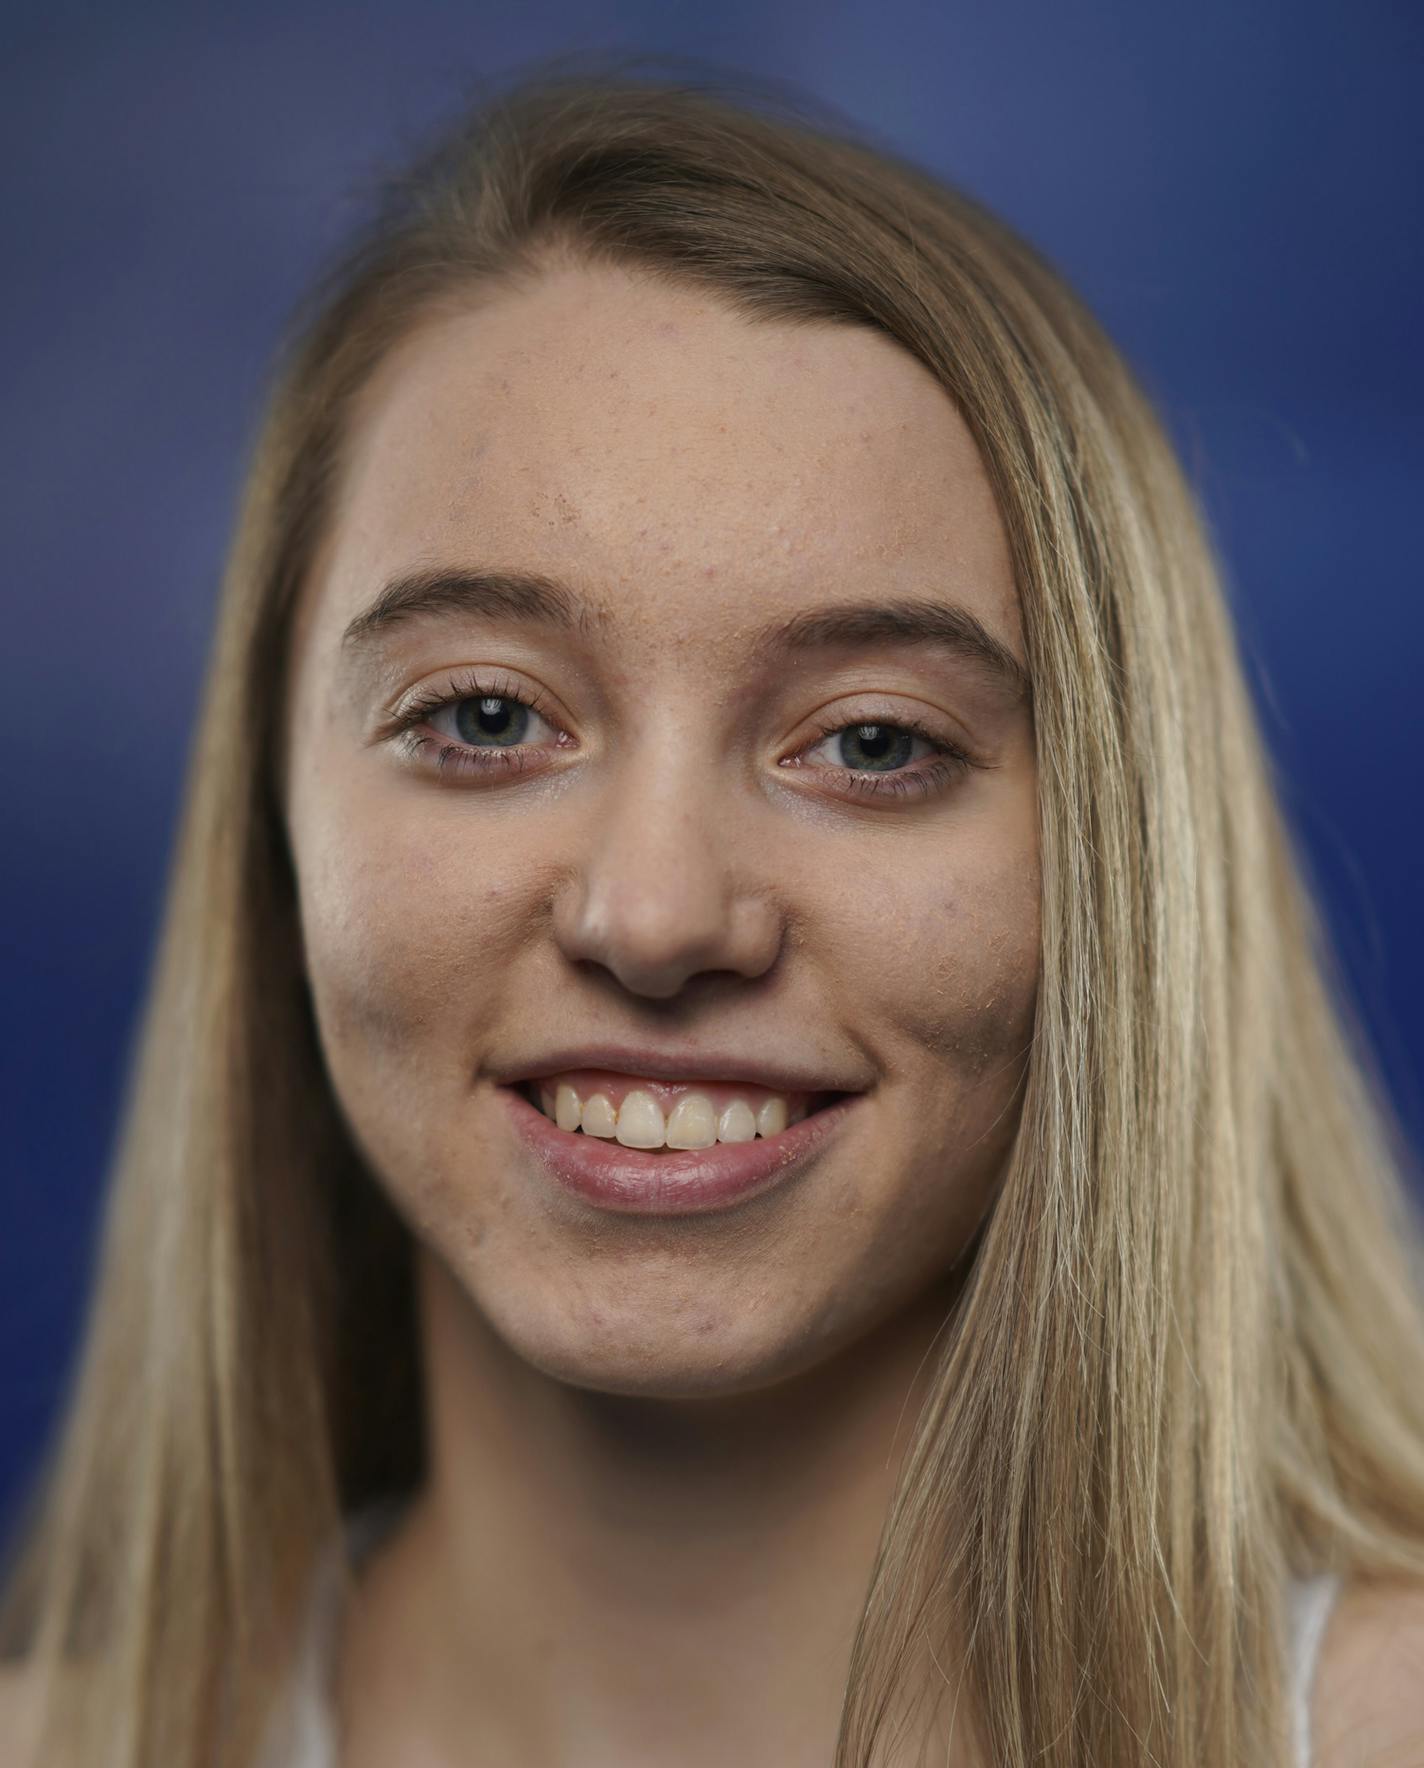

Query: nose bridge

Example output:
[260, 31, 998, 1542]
[551, 722, 780, 998]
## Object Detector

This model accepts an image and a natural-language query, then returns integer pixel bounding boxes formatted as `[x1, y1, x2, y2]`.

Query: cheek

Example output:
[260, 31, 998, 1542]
[837, 826, 1041, 1088]
[290, 792, 533, 1084]
[918, 861, 1041, 1075]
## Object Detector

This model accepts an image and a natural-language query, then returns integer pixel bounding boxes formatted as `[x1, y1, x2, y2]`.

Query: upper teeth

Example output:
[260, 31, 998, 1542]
[537, 1083, 802, 1149]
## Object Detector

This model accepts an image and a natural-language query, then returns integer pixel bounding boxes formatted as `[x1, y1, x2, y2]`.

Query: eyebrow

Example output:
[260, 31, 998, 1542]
[339, 565, 1031, 703]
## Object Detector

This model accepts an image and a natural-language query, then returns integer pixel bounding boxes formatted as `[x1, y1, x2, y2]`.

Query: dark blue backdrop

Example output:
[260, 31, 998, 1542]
[3, 0, 1420, 1541]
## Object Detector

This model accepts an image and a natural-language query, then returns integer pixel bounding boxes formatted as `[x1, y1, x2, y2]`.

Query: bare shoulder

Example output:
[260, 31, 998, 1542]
[1312, 1575, 1424, 1767]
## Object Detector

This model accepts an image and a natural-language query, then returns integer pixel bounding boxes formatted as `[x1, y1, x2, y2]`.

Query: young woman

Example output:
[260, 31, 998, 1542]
[3, 69, 1423, 1768]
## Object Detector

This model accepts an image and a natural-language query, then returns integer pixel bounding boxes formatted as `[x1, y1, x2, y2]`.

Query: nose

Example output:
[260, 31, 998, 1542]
[549, 748, 785, 1000]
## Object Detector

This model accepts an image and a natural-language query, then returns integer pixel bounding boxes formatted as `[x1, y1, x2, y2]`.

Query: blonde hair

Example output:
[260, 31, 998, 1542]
[5, 63, 1424, 1768]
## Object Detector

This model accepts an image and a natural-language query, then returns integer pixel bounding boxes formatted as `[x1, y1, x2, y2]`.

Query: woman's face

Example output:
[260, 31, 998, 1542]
[282, 260, 1040, 1398]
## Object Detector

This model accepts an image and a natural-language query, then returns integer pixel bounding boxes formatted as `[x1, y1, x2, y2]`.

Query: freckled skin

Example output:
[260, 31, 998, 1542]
[282, 260, 1040, 1403]
[281, 259, 1040, 1766]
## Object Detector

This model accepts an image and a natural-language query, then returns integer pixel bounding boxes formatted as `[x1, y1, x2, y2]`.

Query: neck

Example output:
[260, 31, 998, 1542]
[335, 1245, 967, 1768]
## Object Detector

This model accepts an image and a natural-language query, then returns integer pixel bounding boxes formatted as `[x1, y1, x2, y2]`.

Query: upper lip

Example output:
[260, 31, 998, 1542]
[491, 1042, 867, 1096]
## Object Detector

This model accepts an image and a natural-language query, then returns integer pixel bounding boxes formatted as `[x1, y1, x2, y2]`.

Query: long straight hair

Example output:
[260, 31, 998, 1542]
[5, 64, 1424, 1768]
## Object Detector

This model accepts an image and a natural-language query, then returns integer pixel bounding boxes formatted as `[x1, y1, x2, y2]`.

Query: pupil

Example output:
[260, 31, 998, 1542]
[455, 695, 529, 747]
[840, 723, 911, 772]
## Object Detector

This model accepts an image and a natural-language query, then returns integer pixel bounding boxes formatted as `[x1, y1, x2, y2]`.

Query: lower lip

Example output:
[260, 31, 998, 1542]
[498, 1083, 862, 1216]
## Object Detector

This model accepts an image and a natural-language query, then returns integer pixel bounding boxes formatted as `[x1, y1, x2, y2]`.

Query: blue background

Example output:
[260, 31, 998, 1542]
[3, 0, 1421, 1542]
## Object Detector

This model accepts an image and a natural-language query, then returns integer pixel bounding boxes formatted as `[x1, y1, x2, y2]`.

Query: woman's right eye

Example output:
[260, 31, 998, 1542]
[387, 673, 568, 781]
[427, 692, 556, 751]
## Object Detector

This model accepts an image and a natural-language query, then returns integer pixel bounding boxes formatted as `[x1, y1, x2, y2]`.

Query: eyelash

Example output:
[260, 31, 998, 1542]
[384, 668, 976, 803]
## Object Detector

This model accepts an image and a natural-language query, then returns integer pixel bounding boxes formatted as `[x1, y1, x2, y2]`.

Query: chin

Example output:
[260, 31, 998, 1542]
[485, 1286, 826, 1402]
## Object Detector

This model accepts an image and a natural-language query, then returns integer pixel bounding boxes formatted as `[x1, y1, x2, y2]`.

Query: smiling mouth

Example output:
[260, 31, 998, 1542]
[500, 1076, 866, 1215]
[513, 1080, 849, 1152]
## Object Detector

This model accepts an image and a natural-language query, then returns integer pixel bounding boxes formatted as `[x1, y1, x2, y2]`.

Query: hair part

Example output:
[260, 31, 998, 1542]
[5, 58, 1424, 1767]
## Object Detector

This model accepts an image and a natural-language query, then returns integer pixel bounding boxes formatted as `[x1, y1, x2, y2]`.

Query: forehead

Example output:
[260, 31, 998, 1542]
[305, 260, 1021, 659]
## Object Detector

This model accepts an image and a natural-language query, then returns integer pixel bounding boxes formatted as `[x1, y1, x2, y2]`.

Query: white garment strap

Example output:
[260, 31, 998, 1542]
[1290, 1571, 1342, 1768]
[255, 1496, 409, 1768]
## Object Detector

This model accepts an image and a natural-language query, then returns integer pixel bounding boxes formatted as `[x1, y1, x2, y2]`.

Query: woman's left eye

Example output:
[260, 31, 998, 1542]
[387, 676, 974, 803]
[796, 718, 975, 801]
